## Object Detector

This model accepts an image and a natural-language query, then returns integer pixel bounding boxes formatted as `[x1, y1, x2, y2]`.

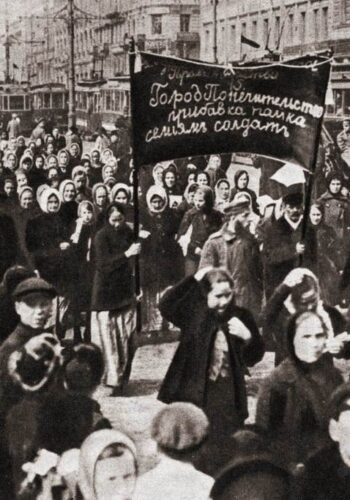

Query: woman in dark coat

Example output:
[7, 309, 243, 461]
[141, 185, 182, 332]
[162, 163, 182, 196]
[230, 169, 259, 215]
[256, 310, 344, 468]
[59, 179, 78, 230]
[158, 267, 264, 474]
[177, 185, 223, 275]
[109, 182, 134, 225]
[92, 182, 109, 230]
[91, 202, 140, 393]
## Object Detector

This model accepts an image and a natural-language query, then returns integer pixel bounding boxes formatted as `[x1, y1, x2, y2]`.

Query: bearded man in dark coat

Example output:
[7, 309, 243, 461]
[158, 267, 264, 474]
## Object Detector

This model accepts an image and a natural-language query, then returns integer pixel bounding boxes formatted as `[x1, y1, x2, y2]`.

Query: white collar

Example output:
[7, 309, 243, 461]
[284, 213, 302, 230]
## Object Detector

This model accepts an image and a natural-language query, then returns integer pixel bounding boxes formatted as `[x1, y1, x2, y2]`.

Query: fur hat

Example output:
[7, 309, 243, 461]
[151, 402, 209, 452]
[63, 343, 104, 392]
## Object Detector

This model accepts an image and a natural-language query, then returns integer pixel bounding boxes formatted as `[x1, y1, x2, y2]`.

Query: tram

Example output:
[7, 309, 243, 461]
[30, 83, 68, 131]
[0, 83, 32, 134]
[76, 76, 130, 136]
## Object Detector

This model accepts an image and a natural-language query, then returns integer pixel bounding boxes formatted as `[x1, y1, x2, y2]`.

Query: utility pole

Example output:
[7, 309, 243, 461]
[68, 0, 76, 128]
[4, 0, 10, 83]
[213, 0, 218, 63]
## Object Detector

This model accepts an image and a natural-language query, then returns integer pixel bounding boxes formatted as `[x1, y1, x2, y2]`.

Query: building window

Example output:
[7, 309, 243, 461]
[287, 14, 294, 45]
[251, 20, 257, 43]
[313, 9, 319, 40]
[151, 14, 162, 35]
[263, 18, 269, 47]
[274, 15, 280, 47]
[300, 11, 306, 44]
[322, 7, 328, 38]
[230, 24, 236, 52]
[205, 28, 210, 57]
[180, 14, 190, 33]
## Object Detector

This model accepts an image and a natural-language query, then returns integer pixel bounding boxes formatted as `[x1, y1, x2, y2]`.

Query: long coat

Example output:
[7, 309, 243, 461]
[0, 211, 18, 281]
[141, 208, 182, 288]
[263, 216, 317, 297]
[256, 354, 343, 466]
[158, 276, 264, 420]
[199, 225, 263, 318]
[91, 223, 134, 312]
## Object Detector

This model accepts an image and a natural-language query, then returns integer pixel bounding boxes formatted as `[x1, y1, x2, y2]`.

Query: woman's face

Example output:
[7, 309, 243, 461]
[63, 183, 76, 202]
[18, 137, 25, 147]
[59, 152, 68, 166]
[47, 156, 58, 169]
[193, 192, 206, 210]
[187, 191, 195, 205]
[164, 172, 176, 188]
[211, 156, 221, 169]
[29, 142, 36, 151]
[35, 157, 45, 170]
[329, 179, 342, 194]
[293, 315, 327, 363]
[108, 208, 125, 228]
[150, 195, 164, 211]
[47, 194, 60, 213]
[16, 173, 28, 188]
[92, 151, 100, 164]
[237, 173, 248, 190]
[197, 173, 209, 186]
[187, 173, 196, 185]
[22, 159, 32, 172]
[102, 150, 112, 161]
[154, 167, 164, 183]
[20, 191, 34, 209]
[7, 154, 16, 170]
[114, 191, 128, 205]
[81, 207, 93, 224]
[207, 281, 233, 314]
[94, 451, 137, 500]
[95, 187, 108, 207]
[35, 138, 43, 147]
[4, 182, 15, 197]
[217, 182, 230, 200]
[310, 206, 323, 226]
[46, 143, 55, 155]
[70, 144, 79, 157]
[103, 166, 114, 179]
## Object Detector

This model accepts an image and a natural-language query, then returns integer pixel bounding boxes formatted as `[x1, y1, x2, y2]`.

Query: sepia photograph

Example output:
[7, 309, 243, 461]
[0, 0, 349, 498]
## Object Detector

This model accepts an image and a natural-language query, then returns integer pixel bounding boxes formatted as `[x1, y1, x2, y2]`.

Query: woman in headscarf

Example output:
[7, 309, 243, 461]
[15, 136, 26, 162]
[91, 202, 140, 394]
[308, 202, 341, 305]
[57, 148, 72, 180]
[162, 163, 182, 196]
[94, 127, 111, 153]
[205, 154, 227, 188]
[26, 153, 46, 193]
[78, 429, 138, 500]
[15, 169, 28, 191]
[90, 149, 103, 185]
[92, 183, 109, 230]
[69, 142, 82, 169]
[72, 166, 92, 203]
[70, 200, 97, 342]
[176, 182, 198, 220]
[196, 171, 210, 187]
[4, 150, 17, 176]
[141, 185, 182, 332]
[110, 183, 133, 224]
[47, 166, 61, 190]
[178, 185, 223, 275]
[45, 153, 59, 170]
[214, 178, 231, 213]
[152, 163, 165, 187]
[59, 179, 78, 229]
[26, 187, 76, 335]
[256, 310, 344, 467]
[3, 177, 18, 208]
[101, 148, 114, 166]
[230, 169, 259, 215]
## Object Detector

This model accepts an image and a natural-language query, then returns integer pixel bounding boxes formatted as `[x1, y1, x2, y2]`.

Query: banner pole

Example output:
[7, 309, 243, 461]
[129, 38, 142, 334]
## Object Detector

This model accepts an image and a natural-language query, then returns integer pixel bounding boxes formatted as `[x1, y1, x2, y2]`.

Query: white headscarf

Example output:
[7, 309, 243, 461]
[38, 187, 62, 214]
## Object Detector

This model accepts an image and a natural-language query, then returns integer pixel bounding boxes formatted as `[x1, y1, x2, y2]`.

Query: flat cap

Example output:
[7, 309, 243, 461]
[223, 199, 250, 217]
[151, 402, 209, 452]
[12, 277, 56, 300]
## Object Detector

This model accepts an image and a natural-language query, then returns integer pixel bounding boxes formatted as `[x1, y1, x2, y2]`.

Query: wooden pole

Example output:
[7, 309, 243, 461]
[128, 38, 142, 333]
[67, 0, 76, 128]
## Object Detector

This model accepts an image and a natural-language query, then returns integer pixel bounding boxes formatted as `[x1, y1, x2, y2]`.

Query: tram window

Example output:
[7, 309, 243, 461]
[25, 96, 31, 110]
[115, 91, 120, 112]
[334, 90, 344, 116]
[106, 90, 112, 111]
[52, 92, 63, 108]
[9, 95, 24, 110]
[0, 97, 2, 110]
[344, 90, 350, 116]
[44, 93, 51, 108]
[3, 96, 8, 111]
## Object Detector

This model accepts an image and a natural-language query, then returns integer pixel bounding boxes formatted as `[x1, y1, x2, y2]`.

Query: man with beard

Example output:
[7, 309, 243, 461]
[158, 267, 264, 474]
[199, 199, 263, 320]
[262, 191, 317, 298]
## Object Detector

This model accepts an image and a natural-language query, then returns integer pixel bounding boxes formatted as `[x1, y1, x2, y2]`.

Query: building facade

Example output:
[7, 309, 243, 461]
[21, 0, 200, 86]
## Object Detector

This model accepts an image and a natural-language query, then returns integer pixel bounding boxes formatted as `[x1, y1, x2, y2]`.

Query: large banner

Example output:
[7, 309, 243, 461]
[130, 52, 331, 169]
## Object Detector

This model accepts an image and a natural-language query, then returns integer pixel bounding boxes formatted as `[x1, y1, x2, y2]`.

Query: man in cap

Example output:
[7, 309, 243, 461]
[199, 199, 263, 319]
[262, 191, 317, 298]
[301, 383, 350, 499]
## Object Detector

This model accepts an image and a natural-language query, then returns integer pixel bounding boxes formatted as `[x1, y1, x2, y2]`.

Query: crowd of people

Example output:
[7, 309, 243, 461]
[0, 115, 350, 499]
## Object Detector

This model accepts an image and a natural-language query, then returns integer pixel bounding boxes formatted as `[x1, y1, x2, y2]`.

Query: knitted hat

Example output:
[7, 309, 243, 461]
[223, 199, 250, 217]
[13, 277, 56, 300]
[151, 402, 209, 452]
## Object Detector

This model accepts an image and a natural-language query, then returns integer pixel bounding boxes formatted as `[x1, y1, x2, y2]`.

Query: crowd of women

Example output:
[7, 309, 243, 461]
[0, 120, 350, 498]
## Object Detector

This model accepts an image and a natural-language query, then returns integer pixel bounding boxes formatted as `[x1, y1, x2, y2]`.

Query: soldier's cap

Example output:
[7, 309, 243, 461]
[12, 277, 57, 301]
[223, 199, 250, 217]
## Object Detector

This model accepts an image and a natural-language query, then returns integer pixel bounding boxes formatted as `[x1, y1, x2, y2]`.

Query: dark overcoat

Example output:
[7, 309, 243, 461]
[158, 276, 264, 420]
[91, 222, 134, 311]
